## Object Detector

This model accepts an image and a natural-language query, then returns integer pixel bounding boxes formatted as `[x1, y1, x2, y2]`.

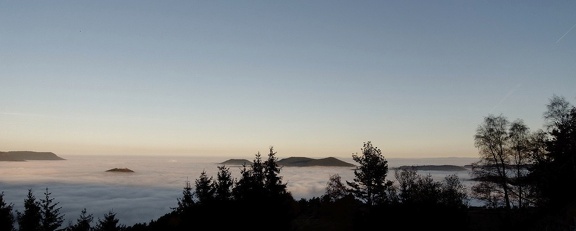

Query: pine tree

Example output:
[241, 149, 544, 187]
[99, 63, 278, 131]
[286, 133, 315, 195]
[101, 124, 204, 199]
[214, 165, 234, 201]
[175, 179, 195, 212]
[17, 189, 42, 231]
[40, 188, 64, 231]
[194, 170, 215, 204]
[264, 146, 287, 198]
[0, 191, 15, 231]
[250, 152, 266, 199]
[251, 152, 265, 190]
[232, 163, 252, 201]
[232, 152, 267, 201]
[93, 211, 125, 231]
[346, 141, 394, 206]
[64, 208, 93, 231]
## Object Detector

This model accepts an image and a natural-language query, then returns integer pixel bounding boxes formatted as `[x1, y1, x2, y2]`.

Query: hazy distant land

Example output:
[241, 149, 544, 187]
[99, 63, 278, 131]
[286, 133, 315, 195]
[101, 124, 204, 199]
[393, 165, 469, 171]
[220, 157, 355, 167]
[278, 157, 356, 167]
[219, 157, 476, 170]
[0, 152, 472, 171]
[0, 151, 65, 161]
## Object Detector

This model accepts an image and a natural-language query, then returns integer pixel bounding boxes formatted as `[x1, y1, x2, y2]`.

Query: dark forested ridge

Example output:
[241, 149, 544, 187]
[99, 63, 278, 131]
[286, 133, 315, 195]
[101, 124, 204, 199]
[0, 151, 65, 161]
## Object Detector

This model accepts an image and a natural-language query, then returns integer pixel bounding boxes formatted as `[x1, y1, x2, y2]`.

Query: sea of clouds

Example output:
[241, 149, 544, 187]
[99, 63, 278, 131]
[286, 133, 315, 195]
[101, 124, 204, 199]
[0, 155, 478, 226]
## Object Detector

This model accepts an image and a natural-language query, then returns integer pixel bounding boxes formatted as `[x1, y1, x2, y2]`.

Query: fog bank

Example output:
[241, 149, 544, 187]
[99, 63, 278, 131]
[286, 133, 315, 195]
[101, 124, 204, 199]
[0, 155, 478, 226]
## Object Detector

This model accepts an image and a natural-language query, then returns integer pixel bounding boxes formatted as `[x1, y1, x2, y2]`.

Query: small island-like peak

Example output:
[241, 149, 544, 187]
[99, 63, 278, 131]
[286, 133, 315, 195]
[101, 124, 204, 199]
[219, 159, 252, 166]
[106, 168, 135, 173]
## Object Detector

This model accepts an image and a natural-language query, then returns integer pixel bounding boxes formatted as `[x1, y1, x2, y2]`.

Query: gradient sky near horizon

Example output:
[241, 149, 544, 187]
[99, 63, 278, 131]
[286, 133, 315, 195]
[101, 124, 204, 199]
[1, 1, 575, 158]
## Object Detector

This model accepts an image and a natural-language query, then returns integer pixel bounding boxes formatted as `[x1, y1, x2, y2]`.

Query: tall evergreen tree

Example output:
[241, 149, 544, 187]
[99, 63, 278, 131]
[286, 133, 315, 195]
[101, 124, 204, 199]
[346, 141, 394, 206]
[17, 189, 42, 231]
[64, 208, 93, 231]
[214, 165, 234, 201]
[40, 188, 64, 231]
[232, 152, 266, 201]
[93, 211, 125, 231]
[175, 179, 195, 212]
[251, 152, 265, 192]
[0, 191, 15, 231]
[232, 163, 253, 201]
[264, 146, 287, 198]
[194, 170, 215, 204]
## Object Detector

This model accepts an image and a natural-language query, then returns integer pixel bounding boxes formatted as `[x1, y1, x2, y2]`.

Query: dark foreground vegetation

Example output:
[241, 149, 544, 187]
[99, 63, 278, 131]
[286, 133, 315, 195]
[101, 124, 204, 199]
[1, 95, 575, 231]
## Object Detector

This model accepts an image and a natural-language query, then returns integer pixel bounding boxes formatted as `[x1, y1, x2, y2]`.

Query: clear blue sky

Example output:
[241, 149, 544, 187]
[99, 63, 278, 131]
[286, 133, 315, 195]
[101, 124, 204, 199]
[1, 1, 575, 158]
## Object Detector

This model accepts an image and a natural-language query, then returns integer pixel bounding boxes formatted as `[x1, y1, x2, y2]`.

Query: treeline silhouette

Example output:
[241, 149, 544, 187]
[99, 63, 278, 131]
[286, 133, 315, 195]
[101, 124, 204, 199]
[1, 95, 575, 231]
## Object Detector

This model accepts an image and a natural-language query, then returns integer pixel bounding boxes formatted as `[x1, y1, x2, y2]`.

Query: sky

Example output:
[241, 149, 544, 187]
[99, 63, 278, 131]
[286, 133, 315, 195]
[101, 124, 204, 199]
[1, 1, 575, 158]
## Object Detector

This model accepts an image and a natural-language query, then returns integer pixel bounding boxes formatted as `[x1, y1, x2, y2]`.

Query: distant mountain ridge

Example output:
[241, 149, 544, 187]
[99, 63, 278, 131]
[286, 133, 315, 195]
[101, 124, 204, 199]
[219, 157, 355, 167]
[277, 157, 355, 167]
[0, 151, 65, 161]
[393, 165, 468, 171]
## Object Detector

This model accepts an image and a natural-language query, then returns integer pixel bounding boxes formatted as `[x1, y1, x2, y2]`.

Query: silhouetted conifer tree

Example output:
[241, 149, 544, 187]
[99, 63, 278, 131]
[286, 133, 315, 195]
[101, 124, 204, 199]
[40, 188, 64, 231]
[17, 189, 41, 231]
[214, 165, 234, 201]
[194, 170, 215, 204]
[93, 211, 125, 231]
[264, 146, 287, 198]
[175, 179, 195, 212]
[64, 208, 93, 231]
[251, 152, 265, 192]
[233, 153, 266, 201]
[0, 192, 15, 231]
[232, 163, 252, 201]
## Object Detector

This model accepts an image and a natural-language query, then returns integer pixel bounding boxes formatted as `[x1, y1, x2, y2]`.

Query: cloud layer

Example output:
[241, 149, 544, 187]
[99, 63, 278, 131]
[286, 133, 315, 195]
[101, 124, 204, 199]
[0, 155, 477, 226]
